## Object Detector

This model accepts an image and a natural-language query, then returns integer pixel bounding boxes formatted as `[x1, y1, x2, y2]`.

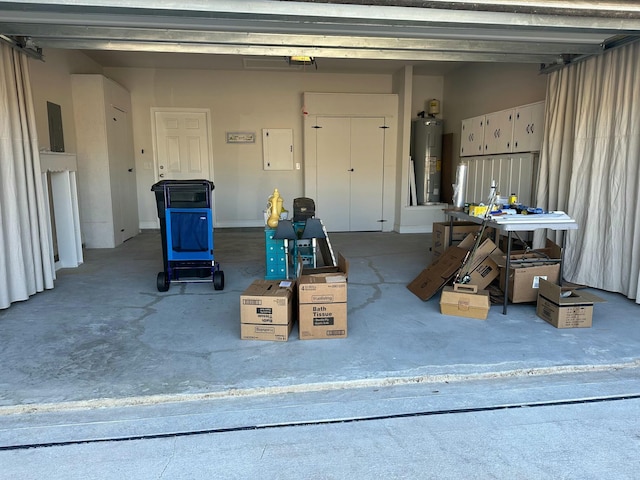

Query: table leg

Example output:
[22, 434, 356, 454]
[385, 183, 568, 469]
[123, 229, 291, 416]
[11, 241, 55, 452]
[449, 215, 454, 247]
[560, 231, 566, 285]
[502, 231, 512, 315]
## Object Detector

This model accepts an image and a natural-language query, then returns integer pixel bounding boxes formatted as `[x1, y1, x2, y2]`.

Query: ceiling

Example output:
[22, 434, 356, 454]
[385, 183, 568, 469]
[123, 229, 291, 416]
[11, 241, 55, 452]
[1, 0, 639, 75]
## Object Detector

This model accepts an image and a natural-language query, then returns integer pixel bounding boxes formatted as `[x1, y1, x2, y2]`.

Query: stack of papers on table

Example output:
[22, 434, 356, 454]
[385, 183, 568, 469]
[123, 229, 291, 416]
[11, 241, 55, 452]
[490, 211, 573, 223]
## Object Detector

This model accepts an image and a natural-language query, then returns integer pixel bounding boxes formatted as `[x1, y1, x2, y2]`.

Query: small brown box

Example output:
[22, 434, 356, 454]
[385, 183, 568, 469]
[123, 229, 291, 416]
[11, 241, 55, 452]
[440, 284, 491, 320]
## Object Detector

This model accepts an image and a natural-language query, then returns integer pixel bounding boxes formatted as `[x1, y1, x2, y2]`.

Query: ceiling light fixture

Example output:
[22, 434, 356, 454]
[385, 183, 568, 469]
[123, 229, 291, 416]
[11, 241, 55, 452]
[286, 56, 317, 69]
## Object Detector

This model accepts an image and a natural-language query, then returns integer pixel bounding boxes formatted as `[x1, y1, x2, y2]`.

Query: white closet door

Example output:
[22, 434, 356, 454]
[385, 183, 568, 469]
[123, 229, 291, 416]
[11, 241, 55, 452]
[316, 117, 351, 231]
[109, 105, 138, 243]
[350, 117, 384, 231]
[315, 116, 385, 232]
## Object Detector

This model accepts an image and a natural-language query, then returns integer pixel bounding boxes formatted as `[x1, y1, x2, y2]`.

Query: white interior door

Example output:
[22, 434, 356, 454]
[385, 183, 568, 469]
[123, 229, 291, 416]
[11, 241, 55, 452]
[153, 110, 211, 181]
[315, 116, 384, 232]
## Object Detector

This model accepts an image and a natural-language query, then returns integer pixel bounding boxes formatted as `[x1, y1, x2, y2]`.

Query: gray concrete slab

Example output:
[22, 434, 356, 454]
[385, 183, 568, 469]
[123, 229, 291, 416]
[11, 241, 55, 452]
[1, 229, 637, 410]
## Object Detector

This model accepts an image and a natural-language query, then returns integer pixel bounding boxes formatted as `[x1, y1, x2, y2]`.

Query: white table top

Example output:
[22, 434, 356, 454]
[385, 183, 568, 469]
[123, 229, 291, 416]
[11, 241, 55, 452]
[446, 210, 579, 232]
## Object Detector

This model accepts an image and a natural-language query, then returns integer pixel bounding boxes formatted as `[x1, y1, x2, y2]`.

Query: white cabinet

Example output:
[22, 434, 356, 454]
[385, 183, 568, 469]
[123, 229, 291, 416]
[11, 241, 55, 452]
[461, 101, 544, 157]
[513, 101, 545, 153]
[483, 108, 514, 155]
[460, 115, 485, 157]
[71, 74, 139, 248]
[262, 128, 293, 170]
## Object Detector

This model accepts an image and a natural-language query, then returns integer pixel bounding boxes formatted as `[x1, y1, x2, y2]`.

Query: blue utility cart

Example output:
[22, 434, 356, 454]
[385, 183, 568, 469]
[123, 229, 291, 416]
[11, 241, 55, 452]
[151, 180, 224, 292]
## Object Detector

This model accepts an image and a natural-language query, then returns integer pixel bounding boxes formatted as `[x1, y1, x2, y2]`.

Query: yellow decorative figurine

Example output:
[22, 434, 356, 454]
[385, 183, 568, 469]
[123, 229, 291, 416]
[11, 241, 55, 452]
[267, 188, 281, 228]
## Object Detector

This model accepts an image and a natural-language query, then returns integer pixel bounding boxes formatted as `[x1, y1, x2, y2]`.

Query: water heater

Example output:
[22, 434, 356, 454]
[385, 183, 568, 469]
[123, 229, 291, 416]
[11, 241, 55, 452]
[411, 118, 443, 204]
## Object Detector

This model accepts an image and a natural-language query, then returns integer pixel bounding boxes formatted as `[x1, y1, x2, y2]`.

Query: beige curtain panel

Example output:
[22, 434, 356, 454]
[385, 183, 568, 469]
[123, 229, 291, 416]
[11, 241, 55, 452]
[536, 40, 640, 304]
[0, 44, 55, 309]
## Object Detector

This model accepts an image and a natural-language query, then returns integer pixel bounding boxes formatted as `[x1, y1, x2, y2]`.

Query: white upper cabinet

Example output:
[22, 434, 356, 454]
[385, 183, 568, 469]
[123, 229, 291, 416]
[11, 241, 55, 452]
[483, 108, 514, 155]
[460, 100, 544, 157]
[460, 115, 485, 157]
[512, 101, 545, 153]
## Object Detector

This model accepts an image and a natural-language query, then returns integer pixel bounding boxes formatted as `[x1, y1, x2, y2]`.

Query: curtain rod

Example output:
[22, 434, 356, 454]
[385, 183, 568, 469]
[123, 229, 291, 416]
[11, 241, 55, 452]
[539, 35, 639, 74]
[0, 35, 44, 61]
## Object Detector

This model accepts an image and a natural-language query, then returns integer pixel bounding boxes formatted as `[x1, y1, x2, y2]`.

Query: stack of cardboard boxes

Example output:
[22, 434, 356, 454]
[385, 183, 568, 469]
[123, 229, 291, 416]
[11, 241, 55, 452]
[298, 254, 349, 340]
[240, 254, 349, 341]
[240, 279, 295, 341]
[410, 222, 605, 328]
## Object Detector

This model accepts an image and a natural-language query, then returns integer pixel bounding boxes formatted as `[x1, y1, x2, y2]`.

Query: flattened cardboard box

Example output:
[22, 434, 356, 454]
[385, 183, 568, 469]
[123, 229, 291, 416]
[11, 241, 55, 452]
[240, 279, 295, 340]
[536, 279, 606, 328]
[408, 233, 502, 301]
[299, 302, 347, 339]
[440, 284, 491, 320]
[407, 246, 467, 301]
[298, 253, 349, 304]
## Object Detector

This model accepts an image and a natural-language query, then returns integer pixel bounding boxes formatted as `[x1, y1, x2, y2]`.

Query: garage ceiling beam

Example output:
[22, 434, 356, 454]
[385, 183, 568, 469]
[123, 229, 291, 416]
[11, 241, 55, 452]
[0, 0, 638, 67]
[0, 25, 605, 57]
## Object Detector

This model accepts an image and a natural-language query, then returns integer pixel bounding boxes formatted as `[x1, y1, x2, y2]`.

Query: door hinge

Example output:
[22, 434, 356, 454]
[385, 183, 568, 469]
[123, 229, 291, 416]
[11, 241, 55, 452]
[377, 219, 387, 222]
[379, 125, 389, 129]
[312, 125, 322, 129]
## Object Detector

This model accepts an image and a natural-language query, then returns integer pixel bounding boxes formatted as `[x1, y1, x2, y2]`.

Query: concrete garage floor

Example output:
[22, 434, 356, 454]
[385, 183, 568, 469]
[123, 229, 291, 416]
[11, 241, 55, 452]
[1, 228, 639, 454]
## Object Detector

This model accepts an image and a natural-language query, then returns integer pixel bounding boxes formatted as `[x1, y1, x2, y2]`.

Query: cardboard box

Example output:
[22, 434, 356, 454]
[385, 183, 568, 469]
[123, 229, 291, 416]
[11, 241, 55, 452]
[408, 234, 502, 301]
[298, 253, 348, 339]
[298, 253, 349, 304]
[240, 279, 295, 341]
[432, 221, 484, 258]
[299, 303, 347, 339]
[407, 246, 467, 301]
[240, 322, 293, 342]
[440, 284, 491, 320]
[492, 241, 563, 303]
[456, 234, 502, 290]
[536, 279, 606, 328]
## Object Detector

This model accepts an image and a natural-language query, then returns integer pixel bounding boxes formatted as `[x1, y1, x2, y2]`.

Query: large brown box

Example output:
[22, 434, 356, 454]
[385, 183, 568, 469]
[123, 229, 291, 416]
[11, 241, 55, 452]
[492, 240, 563, 303]
[298, 303, 347, 339]
[536, 279, 605, 328]
[298, 253, 348, 340]
[240, 279, 295, 341]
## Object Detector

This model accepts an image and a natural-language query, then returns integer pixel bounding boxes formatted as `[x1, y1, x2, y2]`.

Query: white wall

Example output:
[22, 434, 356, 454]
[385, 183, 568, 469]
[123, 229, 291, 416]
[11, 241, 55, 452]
[29, 49, 103, 154]
[27, 49, 548, 237]
[103, 67, 393, 229]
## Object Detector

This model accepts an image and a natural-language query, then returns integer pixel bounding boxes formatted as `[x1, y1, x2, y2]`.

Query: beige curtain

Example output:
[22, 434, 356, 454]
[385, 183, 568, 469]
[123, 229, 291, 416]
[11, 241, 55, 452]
[0, 44, 55, 309]
[536, 40, 640, 304]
